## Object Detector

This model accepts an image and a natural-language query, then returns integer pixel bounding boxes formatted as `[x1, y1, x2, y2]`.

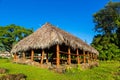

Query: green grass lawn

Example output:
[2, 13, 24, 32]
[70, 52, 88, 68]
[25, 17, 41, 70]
[0, 59, 120, 80]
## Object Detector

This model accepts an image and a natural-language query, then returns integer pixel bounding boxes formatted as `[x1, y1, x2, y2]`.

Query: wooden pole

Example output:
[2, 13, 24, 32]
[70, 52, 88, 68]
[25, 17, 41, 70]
[92, 53, 94, 62]
[14, 53, 17, 61]
[68, 47, 71, 65]
[31, 50, 34, 61]
[95, 54, 97, 61]
[91, 53, 93, 61]
[41, 50, 44, 64]
[22, 52, 26, 60]
[46, 53, 48, 64]
[90, 53, 92, 61]
[76, 49, 80, 64]
[93, 53, 95, 61]
[56, 44, 60, 68]
[96, 55, 98, 61]
[87, 52, 89, 63]
[83, 51, 86, 63]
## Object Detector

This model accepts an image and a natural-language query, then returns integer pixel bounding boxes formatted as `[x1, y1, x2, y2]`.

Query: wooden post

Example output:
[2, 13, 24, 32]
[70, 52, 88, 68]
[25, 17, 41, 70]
[95, 54, 97, 61]
[96, 55, 98, 61]
[46, 53, 48, 64]
[91, 53, 93, 61]
[14, 53, 17, 61]
[56, 44, 60, 68]
[22, 52, 26, 60]
[76, 49, 80, 64]
[41, 50, 44, 64]
[83, 51, 86, 63]
[92, 53, 94, 61]
[90, 53, 92, 61]
[31, 50, 34, 61]
[87, 52, 90, 63]
[93, 53, 95, 61]
[68, 47, 71, 65]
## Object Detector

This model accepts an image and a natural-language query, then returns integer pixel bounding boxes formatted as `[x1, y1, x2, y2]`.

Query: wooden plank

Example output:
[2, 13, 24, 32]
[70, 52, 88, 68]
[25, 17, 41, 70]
[71, 53, 77, 56]
[34, 56, 41, 58]
[76, 49, 80, 64]
[60, 51, 78, 56]
[68, 47, 71, 65]
[31, 50, 34, 61]
[25, 57, 31, 59]
[41, 50, 44, 64]
[59, 51, 68, 54]
[56, 44, 60, 68]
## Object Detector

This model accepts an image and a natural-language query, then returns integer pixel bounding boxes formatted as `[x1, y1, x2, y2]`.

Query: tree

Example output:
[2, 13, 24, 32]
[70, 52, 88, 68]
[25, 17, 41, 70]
[91, 1, 120, 61]
[0, 24, 33, 52]
[91, 34, 120, 61]
[93, 1, 120, 35]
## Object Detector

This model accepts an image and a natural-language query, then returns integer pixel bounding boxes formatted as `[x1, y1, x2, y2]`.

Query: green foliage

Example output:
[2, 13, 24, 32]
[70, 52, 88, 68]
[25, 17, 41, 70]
[93, 2, 120, 35]
[91, 34, 120, 61]
[65, 65, 82, 74]
[0, 59, 120, 80]
[92, 1, 120, 61]
[0, 24, 33, 52]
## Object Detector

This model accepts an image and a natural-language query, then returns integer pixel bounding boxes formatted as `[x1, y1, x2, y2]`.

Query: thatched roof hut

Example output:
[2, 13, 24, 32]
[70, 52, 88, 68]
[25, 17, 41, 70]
[11, 23, 98, 55]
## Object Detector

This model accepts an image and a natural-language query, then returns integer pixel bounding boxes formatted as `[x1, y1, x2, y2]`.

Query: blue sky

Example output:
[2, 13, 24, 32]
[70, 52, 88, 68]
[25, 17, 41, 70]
[0, 0, 120, 44]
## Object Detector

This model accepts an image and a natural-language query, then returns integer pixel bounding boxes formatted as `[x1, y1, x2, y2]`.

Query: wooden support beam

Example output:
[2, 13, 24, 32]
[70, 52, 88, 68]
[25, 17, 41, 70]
[87, 52, 90, 63]
[68, 47, 71, 65]
[96, 55, 98, 61]
[95, 54, 97, 61]
[22, 52, 26, 60]
[46, 53, 48, 64]
[90, 53, 92, 61]
[93, 53, 95, 61]
[92, 53, 94, 61]
[14, 53, 17, 61]
[91, 53, 93, 61]
[56, 44, 60, 68]
[41, 50, 44, 64]
[83, 51, 86, 63]
[31, 50, 34, 61]
[76, 49, 80, 64]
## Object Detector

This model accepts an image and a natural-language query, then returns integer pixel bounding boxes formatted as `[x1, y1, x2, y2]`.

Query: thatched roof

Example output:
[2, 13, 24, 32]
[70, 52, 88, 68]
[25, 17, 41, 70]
[11, 23, 99, 55]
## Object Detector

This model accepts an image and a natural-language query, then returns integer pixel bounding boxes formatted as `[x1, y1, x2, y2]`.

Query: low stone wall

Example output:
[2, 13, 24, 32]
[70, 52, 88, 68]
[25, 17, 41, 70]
[81, 62, 99, 69]
[0, 68, 8, 74]
[0, 67, 27, 80]
[13, 59, 99, 73]
[0, 73, 27, 80]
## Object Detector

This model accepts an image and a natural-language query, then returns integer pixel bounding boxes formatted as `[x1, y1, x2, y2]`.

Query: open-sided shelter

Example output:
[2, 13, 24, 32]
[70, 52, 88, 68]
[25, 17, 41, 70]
[11, 23, 99, 67]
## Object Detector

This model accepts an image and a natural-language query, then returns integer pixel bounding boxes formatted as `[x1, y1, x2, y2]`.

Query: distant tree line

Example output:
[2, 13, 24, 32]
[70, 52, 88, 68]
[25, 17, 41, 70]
[91, 1, 120, 61]
[0, 24, 33, 52]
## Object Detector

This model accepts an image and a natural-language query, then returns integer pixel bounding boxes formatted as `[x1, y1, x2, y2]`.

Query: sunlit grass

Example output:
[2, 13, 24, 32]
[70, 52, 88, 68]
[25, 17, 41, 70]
[0, 59, 120, 80]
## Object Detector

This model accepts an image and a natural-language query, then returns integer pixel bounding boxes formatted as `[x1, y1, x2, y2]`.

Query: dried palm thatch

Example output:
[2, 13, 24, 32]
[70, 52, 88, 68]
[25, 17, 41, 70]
[11, 23, 99, 55]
